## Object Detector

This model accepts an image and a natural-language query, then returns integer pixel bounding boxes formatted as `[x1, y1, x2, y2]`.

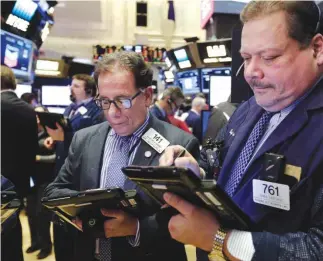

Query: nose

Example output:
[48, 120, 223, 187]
[244, 57, 264, 81]
[107, 102, 121, 117]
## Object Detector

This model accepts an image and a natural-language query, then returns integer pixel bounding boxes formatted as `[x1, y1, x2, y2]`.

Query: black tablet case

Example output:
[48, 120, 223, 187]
[122, 166, 256, 230]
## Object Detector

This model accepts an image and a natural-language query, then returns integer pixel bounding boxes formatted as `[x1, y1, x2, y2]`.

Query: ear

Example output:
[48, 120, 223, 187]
[312, 34, 323, 66]
[143, 87, 153, 107]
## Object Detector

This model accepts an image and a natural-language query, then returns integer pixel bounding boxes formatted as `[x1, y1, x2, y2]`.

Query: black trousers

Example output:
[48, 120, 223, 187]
[53, 222, 76, 261]
[1, 214, 24, 261]
[26, 183, 52, 249]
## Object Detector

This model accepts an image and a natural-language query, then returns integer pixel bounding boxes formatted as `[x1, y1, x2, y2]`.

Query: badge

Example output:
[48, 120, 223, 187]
[77, 106, 88, 115]
[253, 179, 290, 211]
[142, 128, 170, 153]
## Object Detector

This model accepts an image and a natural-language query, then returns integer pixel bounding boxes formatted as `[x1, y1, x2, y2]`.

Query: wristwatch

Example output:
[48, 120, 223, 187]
[208, 227, 228, 261]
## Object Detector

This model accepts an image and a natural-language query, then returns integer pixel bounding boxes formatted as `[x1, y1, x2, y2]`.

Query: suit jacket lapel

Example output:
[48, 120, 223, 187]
[218, 104, 264, 186]
[81, 123, 110, 190]
[124, 115, 162, 191]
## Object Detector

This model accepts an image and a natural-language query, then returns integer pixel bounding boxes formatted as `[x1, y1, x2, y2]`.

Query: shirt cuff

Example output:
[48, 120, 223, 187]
[199, 167, 206, 179]
[127, 220, 140, 247]
[226, 230, 255, 261]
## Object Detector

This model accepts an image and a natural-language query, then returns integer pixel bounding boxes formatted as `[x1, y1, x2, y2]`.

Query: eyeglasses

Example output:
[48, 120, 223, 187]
[95, 89, 143, 110]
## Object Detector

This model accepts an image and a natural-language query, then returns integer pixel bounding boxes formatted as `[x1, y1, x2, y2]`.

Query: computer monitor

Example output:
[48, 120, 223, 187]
[201, 110, 211, 141]
[41, 85, 71, 106]
[15, 84, 32, 98]
[176, 70, 201, 95]
[174, 48, 192, 70]
[209, 75, 231, 106]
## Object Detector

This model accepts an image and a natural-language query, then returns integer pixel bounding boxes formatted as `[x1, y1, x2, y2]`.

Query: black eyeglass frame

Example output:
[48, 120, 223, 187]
[95, 89, 144, 110]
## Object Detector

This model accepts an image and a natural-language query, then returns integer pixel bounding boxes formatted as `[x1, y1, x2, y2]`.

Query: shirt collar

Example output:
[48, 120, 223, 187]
[75, 97, 93, 106]
[109, 112, 150, 138]
[0, 89, 16, 94]
[191, 109, 200, 115]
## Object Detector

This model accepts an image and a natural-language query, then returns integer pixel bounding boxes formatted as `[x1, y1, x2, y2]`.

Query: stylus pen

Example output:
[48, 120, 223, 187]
[171, 149, 186, 166]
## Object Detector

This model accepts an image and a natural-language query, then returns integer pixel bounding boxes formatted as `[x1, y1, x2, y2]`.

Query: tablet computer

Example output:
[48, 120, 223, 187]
[36, 111, 71, 131]
[122, 166, 256, 230]
[41, 188, 143, 232]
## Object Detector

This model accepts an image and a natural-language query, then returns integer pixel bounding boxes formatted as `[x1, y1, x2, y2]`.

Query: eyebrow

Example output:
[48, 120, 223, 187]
[239, 48, 283, 55]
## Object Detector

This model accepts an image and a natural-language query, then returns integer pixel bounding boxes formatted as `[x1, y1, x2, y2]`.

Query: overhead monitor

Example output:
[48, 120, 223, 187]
[1, 30, 36, 82]
[201, 67, 231, 94]
[176, 69, 200, 95]
[210, 75, 231, 106]
[174, 48, 192, 69]
[164, 70, 175, 83]
[41, 85, 71, 106]
[15, 84, 32, 98]
[197, 40, 232, 66]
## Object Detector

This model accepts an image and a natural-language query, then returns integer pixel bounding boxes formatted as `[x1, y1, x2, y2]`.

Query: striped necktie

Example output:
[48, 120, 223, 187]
[225, 111, 273, 197]
[97, 135, 131, 261]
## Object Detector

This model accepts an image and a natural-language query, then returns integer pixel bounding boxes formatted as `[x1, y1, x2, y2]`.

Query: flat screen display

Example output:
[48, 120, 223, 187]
[1, 30, 35, 81]
[201, 110, 211, 141]
[210, 76, 231, 106]
[174, 48, 192, 69]
[201, 67, 231, 94]
[15, 84, 32, 98]
[176, 70, 200, 95]
[41, 86, 71, 106]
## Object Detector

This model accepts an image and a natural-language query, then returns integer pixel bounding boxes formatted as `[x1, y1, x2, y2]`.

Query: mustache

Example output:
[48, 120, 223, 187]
[249, 80, 274, 89]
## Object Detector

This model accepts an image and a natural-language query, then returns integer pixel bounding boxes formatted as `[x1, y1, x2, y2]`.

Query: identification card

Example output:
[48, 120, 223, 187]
[77, 106, 88, 115]
[253, 179, 290, 211]
[142, 128, 170, 153]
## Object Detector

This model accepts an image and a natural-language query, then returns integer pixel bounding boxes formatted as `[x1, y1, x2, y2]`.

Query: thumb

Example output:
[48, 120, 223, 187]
[163, 192, 194, 216]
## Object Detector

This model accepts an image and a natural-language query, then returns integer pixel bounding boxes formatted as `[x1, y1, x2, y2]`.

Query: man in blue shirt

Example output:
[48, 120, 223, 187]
[160, 1, 323, 260]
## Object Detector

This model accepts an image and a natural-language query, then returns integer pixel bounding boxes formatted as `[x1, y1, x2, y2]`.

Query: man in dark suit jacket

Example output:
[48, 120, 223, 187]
[45, 74, 105, 261]
[150, 86, 185, 123]
[185, 96, 206, 143]
[44, 52, 200, 261]
[159, 2, 323, 260]
[1, 65, 38, 261]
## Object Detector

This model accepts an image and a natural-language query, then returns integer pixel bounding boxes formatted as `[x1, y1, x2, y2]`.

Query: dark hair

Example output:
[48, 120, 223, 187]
[1, 65, 16, 90]
[241, 1, 322, 48]
[162, 86, 185, 101]
[21, 93, 36, 104]
[72, 74, 97, 97]
[94, 51, 153, 89]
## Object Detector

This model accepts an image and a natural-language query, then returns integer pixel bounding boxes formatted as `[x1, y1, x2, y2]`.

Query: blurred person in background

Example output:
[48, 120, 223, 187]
[45, 73, 105, 261]
[150, 86, 184, 123]
[21, 92, 38, 107]
[1, 65, 38, 261]
[185, 96, 206, 143]
[203, 96, 238, 146]
[26, 106, 55, 259]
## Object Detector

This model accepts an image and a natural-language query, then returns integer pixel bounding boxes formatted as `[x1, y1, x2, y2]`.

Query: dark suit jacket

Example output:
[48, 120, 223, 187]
[203, 102, 237, 145]
[202, 78, 323, 261]
[44, 115, 200, 261]
[55, 99, 105, 175]
[1, 91, 38, 196]
[150, 104, 169, 123]
[185, 110, 202, 143]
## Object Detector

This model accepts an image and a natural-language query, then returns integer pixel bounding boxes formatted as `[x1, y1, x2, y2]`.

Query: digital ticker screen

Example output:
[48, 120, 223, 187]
[1, 30, 34, 80]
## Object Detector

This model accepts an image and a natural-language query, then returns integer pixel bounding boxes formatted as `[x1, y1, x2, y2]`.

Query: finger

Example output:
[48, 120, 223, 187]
[159, 145, 185, 166]
[74, 217, 83, 231]
[161, 204, 170, 209]
[174, 157, 200, 177]
[101, 208, 123, 218]
[163, 192, 195, 216]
